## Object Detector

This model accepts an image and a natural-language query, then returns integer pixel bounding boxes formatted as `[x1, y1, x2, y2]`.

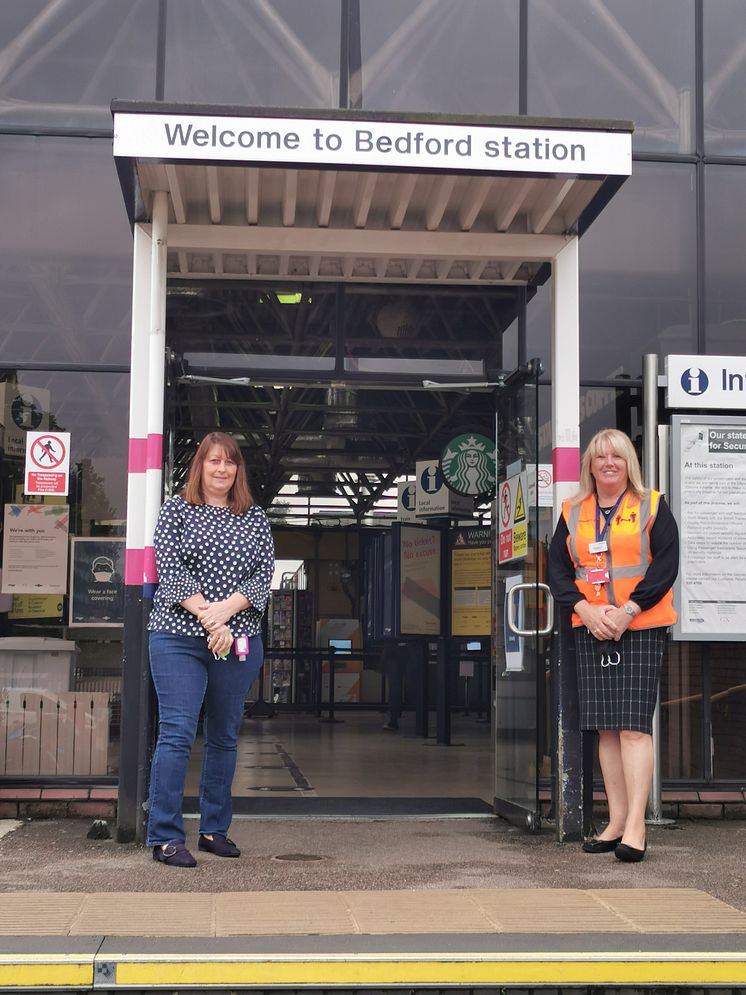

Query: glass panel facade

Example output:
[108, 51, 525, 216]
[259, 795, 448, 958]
[661, 642, 703, 779]
[711, 645, 746, 779]
[0, 0, 157, 130]
[0, 369, 128, 779]
[527, 0, 696, 153]
[0, 136, 134, 366]
[359, 0, 519, 115]
[0, 0, 744, 791]
[578, 162, 697, 378]
[704, 166, 746, 355]
[703, 0, 746, 155]
[163, 0, 341, 107]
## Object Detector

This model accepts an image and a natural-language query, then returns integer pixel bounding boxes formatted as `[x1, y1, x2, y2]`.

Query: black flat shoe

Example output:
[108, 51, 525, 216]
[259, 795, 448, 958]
[198, 834, 240, 858]
[582, 836, 623, 854]
[615, 841, 647, 863]
[152, 841, 197, 867]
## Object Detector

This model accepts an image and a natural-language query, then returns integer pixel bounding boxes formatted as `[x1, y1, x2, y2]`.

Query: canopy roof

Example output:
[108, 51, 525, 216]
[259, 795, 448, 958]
[113, 102, 632, 518]
[113, 101, 632, 290]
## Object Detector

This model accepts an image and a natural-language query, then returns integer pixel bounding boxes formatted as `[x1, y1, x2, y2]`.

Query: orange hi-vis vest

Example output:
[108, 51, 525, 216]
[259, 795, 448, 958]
[562, 490, 677, 630]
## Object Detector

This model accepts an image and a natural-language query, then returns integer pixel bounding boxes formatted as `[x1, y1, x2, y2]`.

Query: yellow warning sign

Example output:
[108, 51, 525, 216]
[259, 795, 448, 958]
[514, 479, 526, 523]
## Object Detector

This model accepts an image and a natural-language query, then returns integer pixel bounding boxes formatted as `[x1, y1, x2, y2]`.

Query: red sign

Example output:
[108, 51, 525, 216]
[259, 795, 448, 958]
[24, 431, 71, 497]
[499, 530, 513, 562]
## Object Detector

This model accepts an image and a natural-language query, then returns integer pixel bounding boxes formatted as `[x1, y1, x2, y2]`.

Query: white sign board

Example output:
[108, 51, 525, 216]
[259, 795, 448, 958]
[114, 112, 632, 177]
[671, 415, 746, 640]
[25, 431, 71, 496]
[667, 354, 746, 410]
[396, 480, 418, 522]
[1, 504, 70, 594]
[415, 460, 472, 517]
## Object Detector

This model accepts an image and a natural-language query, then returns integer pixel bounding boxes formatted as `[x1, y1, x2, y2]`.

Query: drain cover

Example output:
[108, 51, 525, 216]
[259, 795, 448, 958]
[273, 853, 324, 862]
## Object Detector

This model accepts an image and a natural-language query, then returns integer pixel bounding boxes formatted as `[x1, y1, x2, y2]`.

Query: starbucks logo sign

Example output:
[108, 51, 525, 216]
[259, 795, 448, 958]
[440, 433, 496, 496]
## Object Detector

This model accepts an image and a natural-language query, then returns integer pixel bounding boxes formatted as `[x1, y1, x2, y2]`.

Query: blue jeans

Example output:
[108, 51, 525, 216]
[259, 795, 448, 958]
[146, 631, 263, 847]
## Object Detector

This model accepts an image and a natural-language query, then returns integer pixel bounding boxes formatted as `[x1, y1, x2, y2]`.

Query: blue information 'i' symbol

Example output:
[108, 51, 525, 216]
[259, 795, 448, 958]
[421, 464, 442, 493]
[681, 367, 709, 396]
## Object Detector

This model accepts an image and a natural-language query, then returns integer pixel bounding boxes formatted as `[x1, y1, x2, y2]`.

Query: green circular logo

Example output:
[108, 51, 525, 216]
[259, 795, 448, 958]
[440, 433, 496, 496]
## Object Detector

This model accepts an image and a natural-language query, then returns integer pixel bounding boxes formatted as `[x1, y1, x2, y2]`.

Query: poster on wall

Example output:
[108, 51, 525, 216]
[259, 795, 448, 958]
[1, 504, 69, 594]
[69, 538, 125, 626]
[671, 415, 746, 641]
[399, 524, 441, 636]
[450, 525, 491, 636]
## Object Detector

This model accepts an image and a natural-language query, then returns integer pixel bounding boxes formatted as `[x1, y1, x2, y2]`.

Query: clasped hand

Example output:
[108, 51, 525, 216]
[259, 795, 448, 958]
[196, 600, 233, 633]
[575, 601, 633, 642]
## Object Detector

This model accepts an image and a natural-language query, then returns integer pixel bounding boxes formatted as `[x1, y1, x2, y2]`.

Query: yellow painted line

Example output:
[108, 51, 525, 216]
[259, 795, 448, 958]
[0, 954, 93, 988]
[110, 954, 746, 989]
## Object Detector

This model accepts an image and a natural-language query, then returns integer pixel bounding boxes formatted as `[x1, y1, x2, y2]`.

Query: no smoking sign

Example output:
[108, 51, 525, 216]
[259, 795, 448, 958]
[25, 431, 71, 496]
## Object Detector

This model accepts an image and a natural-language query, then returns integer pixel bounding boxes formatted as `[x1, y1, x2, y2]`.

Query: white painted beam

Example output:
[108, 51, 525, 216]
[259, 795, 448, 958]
[353, 173, 378, 228]
[283, 170, 298, 226]
[164, 165, 186, 224]
[316, 170, 336, 227]
[162, 224, 567, 262]
[530, 179, 576, 234]
[458, 176, 493, 231]
[426, 175, 457, 231]
[496, 177, 535, 231]
[205, 166, 221, 223]
[388, 174, 417, 230]
[246, 169, 260, 224]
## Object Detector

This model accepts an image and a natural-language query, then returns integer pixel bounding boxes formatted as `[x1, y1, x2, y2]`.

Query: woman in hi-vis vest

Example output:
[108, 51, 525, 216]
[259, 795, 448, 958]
[548, 429, 679, 863]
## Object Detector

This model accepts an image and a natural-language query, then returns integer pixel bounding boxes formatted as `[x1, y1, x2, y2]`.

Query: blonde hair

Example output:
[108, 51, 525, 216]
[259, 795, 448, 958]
[182, 432, 253, 514]
[570, 428, 648, 506]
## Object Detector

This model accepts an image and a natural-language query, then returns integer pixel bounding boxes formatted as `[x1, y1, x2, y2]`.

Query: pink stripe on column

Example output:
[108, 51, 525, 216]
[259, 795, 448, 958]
[125, 548, 144, 586]
[147, 433, 164, 471]
[128, 438, 148, 474]
[143, 546, 158, 584]
[553, 447, 581, 482]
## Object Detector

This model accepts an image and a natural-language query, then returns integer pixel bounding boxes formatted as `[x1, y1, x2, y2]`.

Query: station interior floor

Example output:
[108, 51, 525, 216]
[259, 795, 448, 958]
[185, 709, 495, 809]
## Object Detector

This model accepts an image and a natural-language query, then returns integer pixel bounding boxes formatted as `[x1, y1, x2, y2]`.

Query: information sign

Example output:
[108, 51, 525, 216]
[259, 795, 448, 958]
[1, 504, 69, 594]
[671, 415, 746, 640]
[450, 526, 491, 636]
[69, 538, 125, 626]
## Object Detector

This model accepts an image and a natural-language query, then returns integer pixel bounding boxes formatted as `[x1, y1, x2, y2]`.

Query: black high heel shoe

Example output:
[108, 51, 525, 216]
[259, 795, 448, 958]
[582, 835, 623, 854]
[615, 841, 647, 863]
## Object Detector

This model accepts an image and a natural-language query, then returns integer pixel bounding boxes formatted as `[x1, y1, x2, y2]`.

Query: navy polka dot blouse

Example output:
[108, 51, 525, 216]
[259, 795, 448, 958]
[148, 495, 275, 638]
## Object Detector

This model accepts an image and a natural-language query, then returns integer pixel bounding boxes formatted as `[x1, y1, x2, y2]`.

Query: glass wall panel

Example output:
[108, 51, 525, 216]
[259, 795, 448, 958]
[0, 370, 128, 779]
[711, 644, 746, 779]
[703, 0, 746, 155]
[660, 642, 703, 779]
[704, 166, 746, 355]
[163, 0, 341, 107]
[359, 0, 519, 115]
[0, 0, 157, 130]
[527, 0, 695, 153]
[578, 163, 697, 378]
[0, 136, 133, 366]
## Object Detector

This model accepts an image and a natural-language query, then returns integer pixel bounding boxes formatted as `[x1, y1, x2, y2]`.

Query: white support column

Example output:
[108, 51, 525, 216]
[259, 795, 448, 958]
[124, 223, 152, 585]
[551, 235, 584, 845]
[143, 190, 169, 585]
[552, 236, 581, 517]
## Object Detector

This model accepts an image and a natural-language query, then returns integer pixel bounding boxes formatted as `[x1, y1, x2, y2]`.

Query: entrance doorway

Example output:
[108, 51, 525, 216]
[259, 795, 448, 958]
[165, 280, 544, 815]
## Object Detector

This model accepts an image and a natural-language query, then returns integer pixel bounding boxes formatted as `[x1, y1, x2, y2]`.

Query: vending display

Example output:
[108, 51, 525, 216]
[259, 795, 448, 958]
[267, 590, 313, 704]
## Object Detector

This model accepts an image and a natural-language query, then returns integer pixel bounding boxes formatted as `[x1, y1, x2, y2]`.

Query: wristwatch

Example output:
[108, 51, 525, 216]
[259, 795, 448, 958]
[623, 602, 637, 617]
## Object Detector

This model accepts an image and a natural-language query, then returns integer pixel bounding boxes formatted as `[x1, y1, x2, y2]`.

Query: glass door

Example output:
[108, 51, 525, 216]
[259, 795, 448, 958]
[493, 359, 553, 831]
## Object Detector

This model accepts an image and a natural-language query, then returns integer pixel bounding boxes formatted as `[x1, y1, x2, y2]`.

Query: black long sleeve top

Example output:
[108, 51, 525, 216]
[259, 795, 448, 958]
[548, 495, 679, 612]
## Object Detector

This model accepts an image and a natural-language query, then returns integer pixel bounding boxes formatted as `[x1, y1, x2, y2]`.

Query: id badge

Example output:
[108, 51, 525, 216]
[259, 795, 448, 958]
[234, 635, 249, 660]
[588, 540, 608, 554]
[586, 567, 609, 585]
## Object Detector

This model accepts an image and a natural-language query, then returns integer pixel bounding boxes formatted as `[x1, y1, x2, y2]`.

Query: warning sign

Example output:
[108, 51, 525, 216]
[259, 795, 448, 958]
[498, 470, 529, 564]
[24, 431, 71, 496]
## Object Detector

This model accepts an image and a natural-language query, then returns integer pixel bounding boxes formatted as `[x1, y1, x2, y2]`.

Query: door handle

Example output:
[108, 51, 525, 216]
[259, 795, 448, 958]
[507, 582, 554, 637]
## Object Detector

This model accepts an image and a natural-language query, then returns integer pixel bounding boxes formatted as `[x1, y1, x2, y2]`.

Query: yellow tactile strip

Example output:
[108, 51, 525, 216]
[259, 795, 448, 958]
[0, 888, 744, 937]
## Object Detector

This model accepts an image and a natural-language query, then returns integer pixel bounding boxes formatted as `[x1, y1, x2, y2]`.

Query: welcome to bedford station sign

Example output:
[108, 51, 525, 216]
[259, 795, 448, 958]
[113, 111, 631, 176]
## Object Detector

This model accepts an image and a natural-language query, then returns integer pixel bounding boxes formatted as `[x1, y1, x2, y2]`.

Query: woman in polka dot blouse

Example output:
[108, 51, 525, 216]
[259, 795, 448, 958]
[146, 432, 275, 867]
